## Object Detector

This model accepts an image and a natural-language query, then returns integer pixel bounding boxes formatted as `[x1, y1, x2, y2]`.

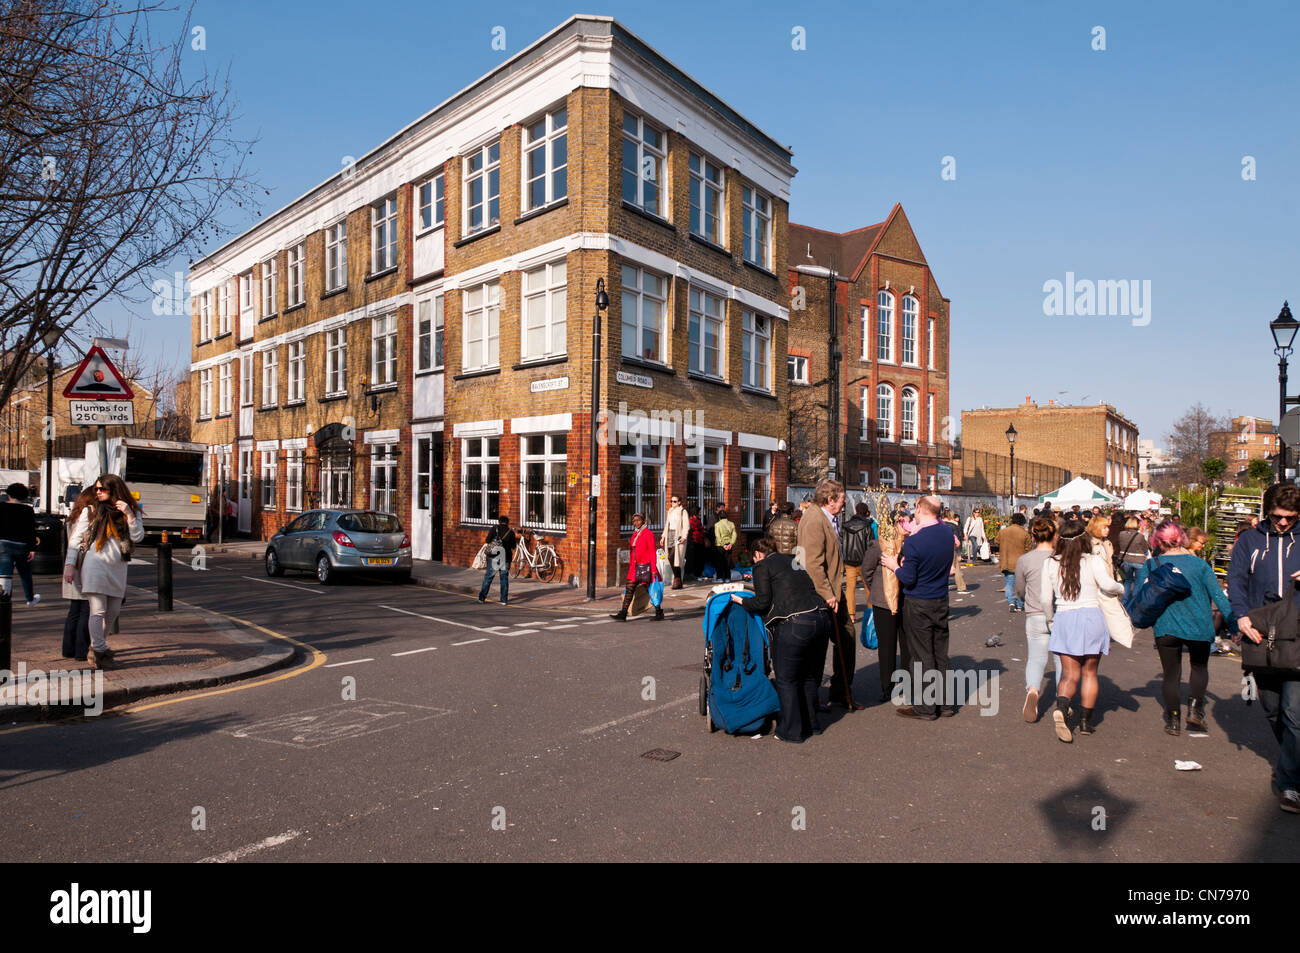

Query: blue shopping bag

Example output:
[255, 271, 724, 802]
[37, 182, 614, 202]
[649, 580, 664, 607]
[860, 609, 878, 650]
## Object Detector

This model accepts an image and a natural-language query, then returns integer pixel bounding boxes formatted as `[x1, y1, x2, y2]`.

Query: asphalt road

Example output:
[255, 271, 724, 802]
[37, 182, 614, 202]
[1, 553, 1295, 862]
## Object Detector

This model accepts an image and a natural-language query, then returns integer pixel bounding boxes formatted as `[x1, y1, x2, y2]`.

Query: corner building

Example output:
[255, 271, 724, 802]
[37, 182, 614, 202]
[188, 16, 794, 585]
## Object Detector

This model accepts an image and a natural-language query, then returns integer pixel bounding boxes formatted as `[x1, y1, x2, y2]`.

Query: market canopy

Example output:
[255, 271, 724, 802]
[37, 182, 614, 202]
[1122, 489, 1163, 510]
[1039, 477, 1122, 508]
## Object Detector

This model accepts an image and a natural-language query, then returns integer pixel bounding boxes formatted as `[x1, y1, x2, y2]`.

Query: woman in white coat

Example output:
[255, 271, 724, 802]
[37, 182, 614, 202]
[964, 510, 988, 561]
[62, 474, 144, 670]
[660, 494, 690, 589]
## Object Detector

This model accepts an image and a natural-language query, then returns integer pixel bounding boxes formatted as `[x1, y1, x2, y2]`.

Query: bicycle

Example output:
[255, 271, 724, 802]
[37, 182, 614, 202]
[511, 530, 561, 582]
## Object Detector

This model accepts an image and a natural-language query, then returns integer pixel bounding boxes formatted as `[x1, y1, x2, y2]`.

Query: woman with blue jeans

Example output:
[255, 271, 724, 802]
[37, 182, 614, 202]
[0, 483, 40, 605]
[477, 516, 517, 605]
[1114, 517, 1149, 603]
[1015, 517, 1063, 722]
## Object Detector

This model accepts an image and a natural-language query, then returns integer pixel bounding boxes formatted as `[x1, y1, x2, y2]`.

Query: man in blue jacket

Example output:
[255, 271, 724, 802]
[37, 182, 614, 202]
[1228, 481, 1300, 814]
[882, 495, 955, 720]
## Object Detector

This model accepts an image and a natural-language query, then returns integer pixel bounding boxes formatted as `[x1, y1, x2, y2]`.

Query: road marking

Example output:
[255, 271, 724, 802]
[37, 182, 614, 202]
[391, 646, 438, 656]
[378, 604, 501, 635]
[549, 624, 579, 629]
[451, 638, 489, 646]
[324, 658, 374, 668]
[241, 575, 326, 594]
[198, 829, 304, 864]
[553, 616, 590, 622]
[579, 694, 697, 735]
[583, 619, 611, 625]
[499, 629, 537, 637]
[483, 626, 511, 632]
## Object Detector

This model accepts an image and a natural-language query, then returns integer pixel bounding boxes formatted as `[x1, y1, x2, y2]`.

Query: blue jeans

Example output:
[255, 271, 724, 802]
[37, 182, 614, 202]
[1025, 614, 1062, 691]
[479, 567, 508, 603]
[1002, 571, 1022, 609]
[1120, 562, 1140, 604]
[0, 540, 35, 602]
[1257, 674, 1300, 791]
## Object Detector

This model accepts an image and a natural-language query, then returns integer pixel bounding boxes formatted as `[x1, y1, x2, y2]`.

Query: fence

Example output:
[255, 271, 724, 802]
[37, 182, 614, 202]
[958, 449, 1096, 498]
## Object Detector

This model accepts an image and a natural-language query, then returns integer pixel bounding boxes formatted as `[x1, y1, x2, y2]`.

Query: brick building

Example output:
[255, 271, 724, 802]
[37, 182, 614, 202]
[961, 397, 1138, 496]
[785, 206, 953, 491]
[188, 16, 794, 584]
[1208, 416, 1278, 481]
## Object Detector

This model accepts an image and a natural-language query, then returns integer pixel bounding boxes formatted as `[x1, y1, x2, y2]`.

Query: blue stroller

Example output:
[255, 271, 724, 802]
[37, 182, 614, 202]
[698, 585, 779, 734]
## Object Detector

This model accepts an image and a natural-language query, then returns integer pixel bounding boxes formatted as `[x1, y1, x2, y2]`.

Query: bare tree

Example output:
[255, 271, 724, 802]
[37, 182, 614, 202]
[0, 1, 260, 412]
[1166, 402, 1229, 484]
[786, 389, 826, 485]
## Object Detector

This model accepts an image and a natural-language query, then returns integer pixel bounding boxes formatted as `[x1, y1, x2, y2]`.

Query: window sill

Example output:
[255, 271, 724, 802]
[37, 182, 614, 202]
[520, 528, 567, 537]
[259, 314, 278, 323]
[255, 405, 280, 414]
[318, 393, 348, 404]
[514, 197, 568, 225]
[740, 385, 776, 400]
[283, 400, 307, 408]
[215, 413, 232, 420]
[365, 384, 399, 396]
[366, 267, 399, 284]
[620, 356, 673, 376]
[789, 380, 811, 387]
[512, 355, 568, 371]
[408, 269, 444, 286]
[453, 225, 501, 248]
[284, 302, 306, 316]
[621, 201, 675, 231]
[415, 224, 445, 239]
[321, 286, 348, 300]
[196, 416, 212, 423]
[215, 331, 232, 341]
[688, 233, 732, 259]
[742, 260, 777, 280]
[414, 367, 445, 378]
[452, 367, 500, 381]
[687, 372, 731, 389]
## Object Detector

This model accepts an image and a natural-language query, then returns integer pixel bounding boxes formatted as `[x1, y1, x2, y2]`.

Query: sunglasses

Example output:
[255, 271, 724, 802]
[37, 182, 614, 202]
[94, 486, 107, 492]
[1270, 512, 1298, 525]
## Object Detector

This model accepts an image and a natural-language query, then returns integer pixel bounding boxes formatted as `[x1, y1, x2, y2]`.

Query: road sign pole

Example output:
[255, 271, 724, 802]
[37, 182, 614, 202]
[97, 424, 108, 475]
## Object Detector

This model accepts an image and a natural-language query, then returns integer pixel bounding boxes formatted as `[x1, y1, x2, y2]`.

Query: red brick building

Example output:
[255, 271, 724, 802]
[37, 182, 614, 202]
[1208, 416, 1278, 481]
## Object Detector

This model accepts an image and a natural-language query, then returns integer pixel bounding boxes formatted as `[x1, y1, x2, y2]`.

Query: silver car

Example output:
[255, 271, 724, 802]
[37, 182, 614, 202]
[265, 509, 412, 585]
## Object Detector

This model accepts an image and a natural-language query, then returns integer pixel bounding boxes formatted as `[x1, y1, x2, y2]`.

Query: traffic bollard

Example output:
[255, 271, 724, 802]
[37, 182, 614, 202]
[157, 539, 173, 611]
[0, 591, 10, 672]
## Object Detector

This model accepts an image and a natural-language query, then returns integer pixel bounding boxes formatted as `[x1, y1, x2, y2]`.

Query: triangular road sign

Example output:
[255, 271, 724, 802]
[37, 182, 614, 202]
[62, 345, 134, 400]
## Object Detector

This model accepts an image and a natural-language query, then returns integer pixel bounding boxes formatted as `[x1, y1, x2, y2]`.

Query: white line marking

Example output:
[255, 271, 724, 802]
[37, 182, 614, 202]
[198, 829, 304, 864]
[324, 658, 374, 668]
[241, 575, 326, 594]
[130, 558, 153, 565]
[483, 626, 511, 632]
[451, 638, 489, 646]
[553, 616, 590, 622]
[583, 619, 611, 625]
[579, 694, 697, 735]
[499, 629, 537, 637]
[378, 604, 500, 634]
[391, 647, 438, 656]
[549, 624, 579, 629]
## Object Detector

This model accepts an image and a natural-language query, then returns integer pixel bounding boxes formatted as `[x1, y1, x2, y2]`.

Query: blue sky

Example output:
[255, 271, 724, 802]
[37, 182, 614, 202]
[100, 0, 1300, 447]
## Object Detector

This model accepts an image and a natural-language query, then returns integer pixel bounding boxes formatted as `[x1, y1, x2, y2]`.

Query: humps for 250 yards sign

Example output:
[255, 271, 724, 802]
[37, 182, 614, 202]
[63, 345, 135, 425]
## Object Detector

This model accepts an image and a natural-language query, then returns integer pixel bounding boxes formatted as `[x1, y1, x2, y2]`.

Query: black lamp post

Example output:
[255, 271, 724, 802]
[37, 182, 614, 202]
[42, 326, 61, 514]
[1271, 301, 1299, 481]
[1006, 422, 1018, 510]
[587, 278, 609, 600]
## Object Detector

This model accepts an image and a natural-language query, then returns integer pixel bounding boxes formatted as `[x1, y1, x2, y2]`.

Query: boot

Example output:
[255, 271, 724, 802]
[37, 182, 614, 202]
[1078, 707, 1095, 735]
[1164, 710, 1181, 736]
[609, 589, 634, 621]
[653, 607, 665, 622]
[1052, 698, 1073, 743]
[1186, 699, 1207, 733]
[671, 578, 683, 590]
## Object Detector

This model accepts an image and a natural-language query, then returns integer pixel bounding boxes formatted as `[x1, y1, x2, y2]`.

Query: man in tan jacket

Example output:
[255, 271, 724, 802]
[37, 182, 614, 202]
[996, 512, 1032, 612]
[797, 478, 861, 710]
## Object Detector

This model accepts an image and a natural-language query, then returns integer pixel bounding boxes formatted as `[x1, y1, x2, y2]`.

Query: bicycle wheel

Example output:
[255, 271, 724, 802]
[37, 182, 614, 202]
[511, 546, 526, 578]
[537, 547, 559, 583]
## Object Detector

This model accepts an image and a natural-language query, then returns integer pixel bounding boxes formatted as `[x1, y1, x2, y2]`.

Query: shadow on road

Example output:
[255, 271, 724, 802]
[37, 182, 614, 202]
[1038, 772, 1136, 853]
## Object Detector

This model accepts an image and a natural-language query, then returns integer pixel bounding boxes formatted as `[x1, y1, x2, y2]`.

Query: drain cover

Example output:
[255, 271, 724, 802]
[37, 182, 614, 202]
[641, 748, 681, 762]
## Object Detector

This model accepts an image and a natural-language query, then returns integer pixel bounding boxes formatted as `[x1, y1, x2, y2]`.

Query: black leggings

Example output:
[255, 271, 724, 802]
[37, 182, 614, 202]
[1154, 635, 1210, 712]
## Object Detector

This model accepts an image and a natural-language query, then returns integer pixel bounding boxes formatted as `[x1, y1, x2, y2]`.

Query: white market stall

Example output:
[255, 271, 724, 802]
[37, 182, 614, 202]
[1038, 477, 1122, 509]
[1121, 489, 1163, 510]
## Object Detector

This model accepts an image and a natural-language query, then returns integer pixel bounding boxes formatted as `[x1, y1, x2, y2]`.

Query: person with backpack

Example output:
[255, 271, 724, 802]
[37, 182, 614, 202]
[1137, 520, 1236, 737]
[1228, 482, 1300, 814]
[1040, 518, 1125, 741]
[477, 515, 517, 605]
[1114, 516, 1150, 603]
[840, 502, 874, 623]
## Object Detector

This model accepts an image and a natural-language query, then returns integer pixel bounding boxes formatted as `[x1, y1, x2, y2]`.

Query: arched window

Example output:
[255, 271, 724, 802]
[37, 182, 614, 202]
[876, 291, 894, 363]
[876, 383, 894, 441]
[878, 467, 897, 488]
[901, 295, 918, 365]
[901, 387, 917, 442]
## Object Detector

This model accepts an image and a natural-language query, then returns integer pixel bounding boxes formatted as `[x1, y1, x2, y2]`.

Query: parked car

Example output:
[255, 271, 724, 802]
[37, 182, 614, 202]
[265, 509, 412, 584]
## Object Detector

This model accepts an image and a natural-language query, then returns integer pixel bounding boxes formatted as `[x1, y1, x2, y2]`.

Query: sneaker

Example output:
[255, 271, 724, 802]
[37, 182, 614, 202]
[1281, 790, 1300, 814]
[1023, 687, 1039, 723]
[26, 594, 40, 606]
[1052, 707, 1073, 743]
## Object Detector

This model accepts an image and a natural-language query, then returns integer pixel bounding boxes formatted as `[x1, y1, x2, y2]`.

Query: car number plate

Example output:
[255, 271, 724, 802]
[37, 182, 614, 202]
[364, 557, 394, 566]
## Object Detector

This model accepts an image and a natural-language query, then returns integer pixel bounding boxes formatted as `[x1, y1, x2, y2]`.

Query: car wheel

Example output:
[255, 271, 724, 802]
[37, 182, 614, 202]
[265, 548, 284, 577]
[316, 554, 333, 585]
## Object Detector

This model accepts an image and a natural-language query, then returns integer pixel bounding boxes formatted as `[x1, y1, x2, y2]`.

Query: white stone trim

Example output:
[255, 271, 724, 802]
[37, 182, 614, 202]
[452, 419, 504, 438]
[411, 421, 444, 435]
[510, 413, 572, 434]
[255, 440, 280, 452]
[737, 432, 780, 452]
[615, 412, 678, 443]
[684, 424, 732, 446]
[363, 429, 401, 445]
[282, 437, 308, 450]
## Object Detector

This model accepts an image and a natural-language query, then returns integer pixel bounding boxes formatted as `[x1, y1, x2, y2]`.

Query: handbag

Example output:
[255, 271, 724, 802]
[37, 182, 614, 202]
[649, 580, 664, 607]
[860, 608, 878, 650]
[470, 544, 489, 571]
[1124, 554, 1192, 628]
[635, 562, 653, 584]
[1243, 590, 1300, 675]
[1097, 591, 1134, 649]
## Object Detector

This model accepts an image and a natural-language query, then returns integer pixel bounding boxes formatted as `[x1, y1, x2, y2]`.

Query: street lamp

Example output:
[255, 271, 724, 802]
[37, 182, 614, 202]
[1271, 301, 1298, 481]
[1006, 422, 1018, 512]
[586, 278, 609, 600]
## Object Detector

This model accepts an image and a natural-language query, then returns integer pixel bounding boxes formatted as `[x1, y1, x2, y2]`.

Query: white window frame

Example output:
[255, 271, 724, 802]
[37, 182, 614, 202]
[521, 260, 567, 361]
[284, 449, 304, 512]
[620, 264, 667, 364]
[261, 349, 278, 407]
[927, 317, 935, 369]
[326, 220, 348, 292]
[689, 152, 725, 245]
[462, 280, 501, 372]
[370, 442, 398, 514]
[463, 142, 501, 236]
[287, 243, 304, 308]
[688, 286, 726, 379]
[621, 112, 666, 216]
[741, 309, 771, 392]
[371, 197, 398, 273]
[788, 354, 809, 385]
[858, 469, 871, 486]
[901, 295, 918, 366]
[741, 185, 771, 269]
[619, 442, 664, 531]
[877, 383, 894, 442]
[199, 292, 212, 341]
[325, 328, 347, 396]
[240, 353, 253, 408]
[739, 450, 771, 530]
[522, 106, 568, 212]
[287, 340, 305, 403]
[199, 368, 212, 418]
[879, 466, 898, 488]
[877, 291, 894, 363]
[218, 362, 231, 415]
[240, 271, 254, 314]
[927, 392, 935, 445]
[520, 433, 567, 531]
[686, 444, 724, 515]
[260, 451, 276, 508]
[370, 313, 398, 387]
[218, 282, 231, 335]
[860, 385, 871, 439]
[901, 386, 918, 443]
[861, 306, 870, 360]
[462, 436, 500, 526]
[417, 172, 445, 233]
[416, 294, 444, 373]
[261, 257, 278, 317]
